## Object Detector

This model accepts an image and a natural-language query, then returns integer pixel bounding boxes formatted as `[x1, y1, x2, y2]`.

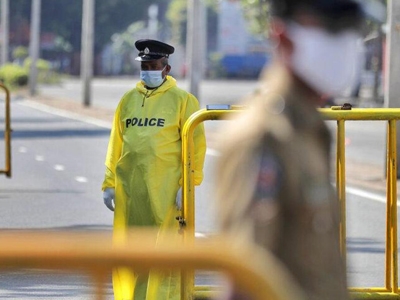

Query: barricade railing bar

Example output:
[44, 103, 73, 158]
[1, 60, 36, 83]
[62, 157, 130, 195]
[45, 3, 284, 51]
[180, 104, 245, 299]
[0, 83, 11, 177]
[182, 105, 400, 300]
[0, 230, 305, 300]
[2, 105, 400, 299]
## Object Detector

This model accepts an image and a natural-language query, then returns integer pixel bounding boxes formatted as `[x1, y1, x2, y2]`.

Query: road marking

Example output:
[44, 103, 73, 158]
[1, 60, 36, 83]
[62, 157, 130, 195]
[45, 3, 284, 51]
[54, 165, 65, 171]
[18, 146, 27, 153]
[35, 155, 44, 161]
[75, 176, 88, 183]
[346, 186, 391, 204]
[206, 148, 220, 157]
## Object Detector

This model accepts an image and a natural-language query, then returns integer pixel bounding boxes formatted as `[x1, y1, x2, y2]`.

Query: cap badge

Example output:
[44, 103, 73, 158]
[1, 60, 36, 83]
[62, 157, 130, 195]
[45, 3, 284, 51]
[144, 47, 150, 54]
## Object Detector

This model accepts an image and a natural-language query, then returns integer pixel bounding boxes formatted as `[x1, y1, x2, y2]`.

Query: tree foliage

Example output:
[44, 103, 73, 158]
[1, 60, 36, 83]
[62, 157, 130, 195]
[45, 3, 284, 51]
[240, 0, 270, 38]
[166, 0, 187, 44]
[166, 0, 218, 47]
[239, 0, 387, 39]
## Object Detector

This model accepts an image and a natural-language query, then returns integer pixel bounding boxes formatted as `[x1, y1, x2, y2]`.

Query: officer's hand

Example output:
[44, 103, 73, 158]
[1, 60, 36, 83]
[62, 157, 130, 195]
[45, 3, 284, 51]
[103, 188, 115, 211]
[175, 187, 182, 210]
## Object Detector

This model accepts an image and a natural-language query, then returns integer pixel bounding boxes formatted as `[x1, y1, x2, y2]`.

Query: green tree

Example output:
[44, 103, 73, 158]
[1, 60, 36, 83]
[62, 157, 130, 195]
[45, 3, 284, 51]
[111, 21, 146, 73]
[166, 0, 187, 44]
[12, 46, 28, 62]
[240, 0, 270, 38]
[166, 0, 218, 46]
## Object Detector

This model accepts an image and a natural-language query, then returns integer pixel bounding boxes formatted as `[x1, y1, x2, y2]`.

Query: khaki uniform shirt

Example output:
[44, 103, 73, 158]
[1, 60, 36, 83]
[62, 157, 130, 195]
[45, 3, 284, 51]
[216, 65, 349, 300]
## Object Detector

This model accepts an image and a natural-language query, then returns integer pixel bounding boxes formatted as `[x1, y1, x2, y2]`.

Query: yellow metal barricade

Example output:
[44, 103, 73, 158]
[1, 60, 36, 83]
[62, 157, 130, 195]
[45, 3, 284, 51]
[320, 107, 400, 299]
[2, 105, 400, 299]
[0, 83, 11, 177]
[0, 230, 305, 300]
[181, 105, 400, 299]
[180, 104, 245, 299]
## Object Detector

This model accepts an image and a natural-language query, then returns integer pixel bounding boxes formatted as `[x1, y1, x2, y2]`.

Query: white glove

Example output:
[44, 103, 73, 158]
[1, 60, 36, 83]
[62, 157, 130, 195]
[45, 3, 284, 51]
[175, 187, 182, 210]
[103, 188, 115, 211]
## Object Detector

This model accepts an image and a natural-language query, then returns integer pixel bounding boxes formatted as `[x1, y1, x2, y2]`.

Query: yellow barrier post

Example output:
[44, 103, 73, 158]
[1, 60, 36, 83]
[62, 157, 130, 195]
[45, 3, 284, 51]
[180, 104, 245, 299]
[387, 120, 398, 293]
[337, 119, 347, 259]
[0, 83, 11, 177]
[0, 230, 306, 300]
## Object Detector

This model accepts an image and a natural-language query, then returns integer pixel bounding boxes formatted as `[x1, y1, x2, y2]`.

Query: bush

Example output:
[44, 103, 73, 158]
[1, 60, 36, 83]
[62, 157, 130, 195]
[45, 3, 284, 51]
[12, 46, 29, 62]
[24, 58, 60, 84]
[0, 63, 28, 88]
[23, 58, 52, 71]
[0, 58, 60, 89]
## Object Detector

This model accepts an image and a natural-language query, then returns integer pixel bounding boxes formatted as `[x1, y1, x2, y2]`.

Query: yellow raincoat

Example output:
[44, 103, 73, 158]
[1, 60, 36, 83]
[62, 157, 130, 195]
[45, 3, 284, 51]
[102, 75, 206, 300]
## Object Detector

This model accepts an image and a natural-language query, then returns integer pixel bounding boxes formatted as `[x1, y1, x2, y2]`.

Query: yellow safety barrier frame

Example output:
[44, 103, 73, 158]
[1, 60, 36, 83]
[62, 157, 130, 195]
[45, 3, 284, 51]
[320, 107, 400, 300]
[180, 104, 246, 298]
[1, 105, 399, 299]
[0, 83, 11, 177]
[0, 230, 305, 300]
[181, 105, 400, 300]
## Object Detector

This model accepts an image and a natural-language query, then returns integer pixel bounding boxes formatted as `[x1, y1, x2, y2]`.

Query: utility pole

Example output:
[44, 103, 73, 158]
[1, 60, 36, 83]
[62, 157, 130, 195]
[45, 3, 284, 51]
[1, 0, 9, 66]
[148, 4, 158, 39]
[384, 0, 400, 109]
[29, 0, 41, 96]
[384, 0, 400, 176]
[186, 0, 205, 102]
[81, 0, 95, 107]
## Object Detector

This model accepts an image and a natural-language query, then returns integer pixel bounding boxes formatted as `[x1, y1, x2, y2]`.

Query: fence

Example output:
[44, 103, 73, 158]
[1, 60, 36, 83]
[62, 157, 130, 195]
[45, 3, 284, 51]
[0, 230, 304, 300]
[181, 105, 400, 299]
[2, 104, 400, 299]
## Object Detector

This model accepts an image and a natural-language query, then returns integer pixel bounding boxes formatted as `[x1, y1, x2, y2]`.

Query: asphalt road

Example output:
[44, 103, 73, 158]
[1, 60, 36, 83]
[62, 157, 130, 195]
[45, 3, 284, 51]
[0, 97, 221, 299]
[0, 100, 114, 299]
[0, 77, 394, 298]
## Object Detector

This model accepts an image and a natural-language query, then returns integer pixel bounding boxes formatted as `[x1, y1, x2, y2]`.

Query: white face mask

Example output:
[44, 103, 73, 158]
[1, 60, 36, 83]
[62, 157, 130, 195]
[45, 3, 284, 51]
[140, 66, 166, 88]
[286, 22, 362, 97]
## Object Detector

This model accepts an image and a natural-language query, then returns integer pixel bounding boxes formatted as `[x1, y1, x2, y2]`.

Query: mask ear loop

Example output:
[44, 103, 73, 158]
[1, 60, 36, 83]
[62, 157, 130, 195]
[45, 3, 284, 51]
[161, 65, 168, 78]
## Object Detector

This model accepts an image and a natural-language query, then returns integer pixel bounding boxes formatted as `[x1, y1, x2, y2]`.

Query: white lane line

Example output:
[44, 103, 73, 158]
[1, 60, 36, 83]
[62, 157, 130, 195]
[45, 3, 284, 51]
[19, 100, 112, 129]
[75, 176, 88, 183]
[18, 146, 27, 153]
[54, 164, 65, 171]
[195, 232, 207, 238]
[346, 186, 390, 205]
[206, 148, 220, 157]
[35, 155, 45, 161]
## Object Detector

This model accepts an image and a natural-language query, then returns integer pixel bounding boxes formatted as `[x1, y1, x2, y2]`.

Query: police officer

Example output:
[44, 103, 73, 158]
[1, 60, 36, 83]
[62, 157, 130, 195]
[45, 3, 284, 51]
[215, 0, 364, 299]
[102, 39, 206, 300]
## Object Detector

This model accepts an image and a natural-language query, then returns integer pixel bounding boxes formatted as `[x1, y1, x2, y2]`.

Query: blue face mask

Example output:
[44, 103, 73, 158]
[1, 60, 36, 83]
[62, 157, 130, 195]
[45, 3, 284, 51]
[140, 66, 166, 88]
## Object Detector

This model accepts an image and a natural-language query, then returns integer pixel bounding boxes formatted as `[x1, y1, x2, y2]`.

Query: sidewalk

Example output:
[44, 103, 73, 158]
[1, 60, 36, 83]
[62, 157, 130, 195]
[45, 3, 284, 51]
[14, 86, 389, 197]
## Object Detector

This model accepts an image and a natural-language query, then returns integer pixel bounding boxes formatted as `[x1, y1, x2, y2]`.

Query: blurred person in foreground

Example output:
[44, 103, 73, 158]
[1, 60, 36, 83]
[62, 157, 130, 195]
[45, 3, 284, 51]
[215, 0, 364, 299]
[102, 39, 206, 300]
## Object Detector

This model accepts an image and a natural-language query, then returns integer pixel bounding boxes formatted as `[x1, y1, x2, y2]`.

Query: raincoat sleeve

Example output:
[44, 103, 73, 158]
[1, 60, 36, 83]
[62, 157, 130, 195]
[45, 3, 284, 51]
[102, 102, 123, 191]
[181, 94, 206, 186]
